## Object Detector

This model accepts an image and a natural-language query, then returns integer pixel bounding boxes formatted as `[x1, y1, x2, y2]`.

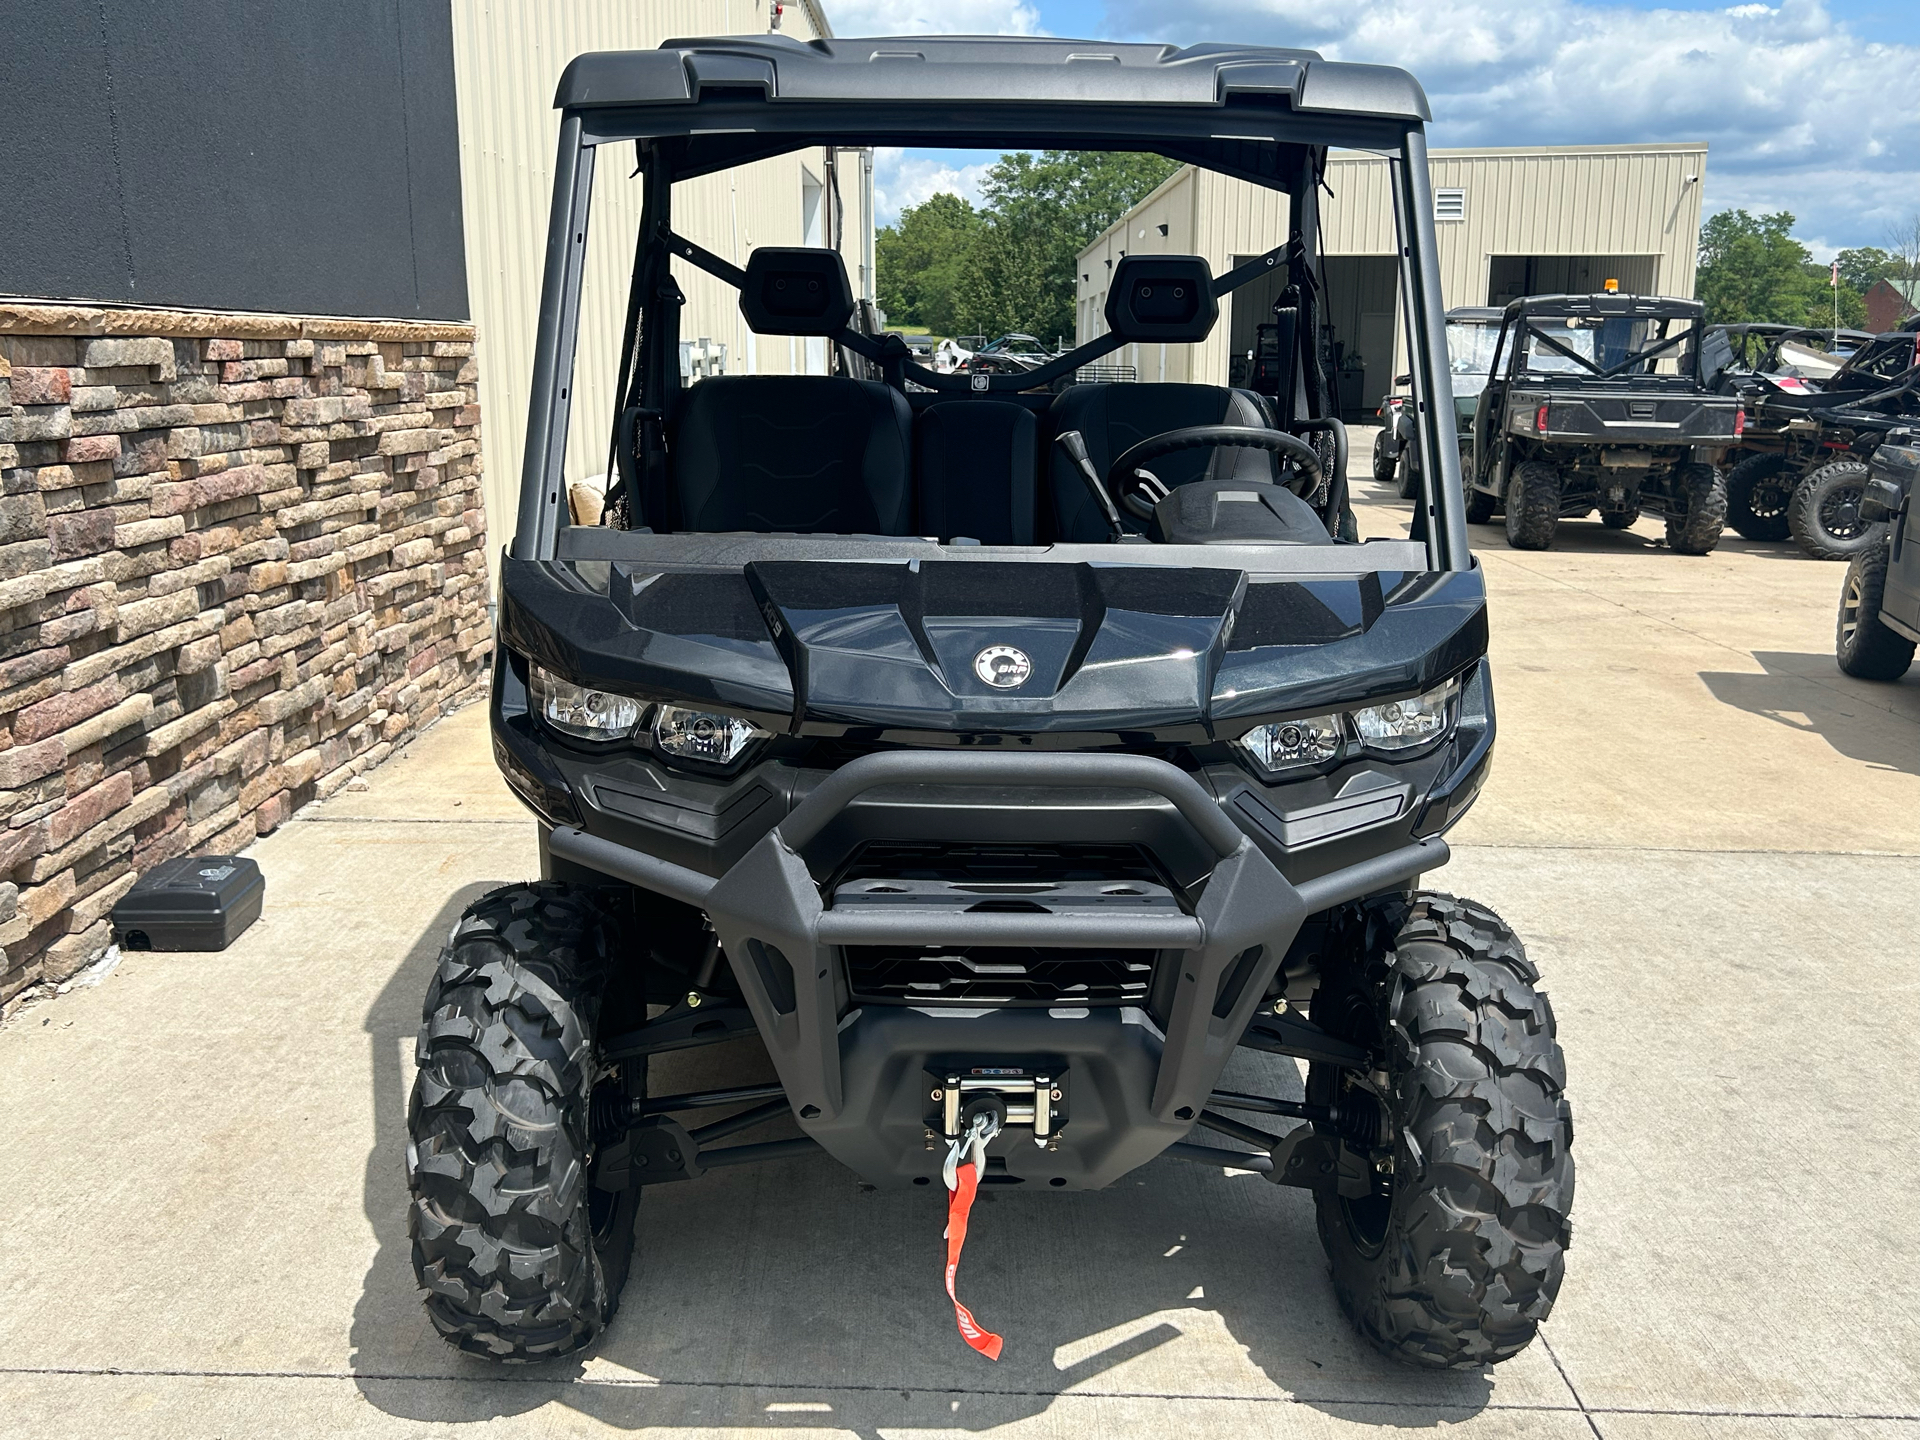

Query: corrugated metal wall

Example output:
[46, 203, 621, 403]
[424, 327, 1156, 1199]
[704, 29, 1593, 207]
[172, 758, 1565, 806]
[449, 0, 831, 584]
[1080, 144, 1708, 387]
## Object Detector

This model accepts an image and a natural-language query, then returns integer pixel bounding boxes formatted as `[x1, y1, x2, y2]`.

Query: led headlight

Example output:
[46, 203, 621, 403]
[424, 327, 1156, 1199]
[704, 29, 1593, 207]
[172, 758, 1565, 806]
[528, 664, 644, 742]
[1235, 713, 1344, 776]
[1351, 677, 1459, 754]
[654, 705, 770, 768]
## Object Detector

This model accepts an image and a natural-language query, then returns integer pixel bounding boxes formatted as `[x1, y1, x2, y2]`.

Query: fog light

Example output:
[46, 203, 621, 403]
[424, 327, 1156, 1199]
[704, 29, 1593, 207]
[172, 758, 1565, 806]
[655, 705, 769, 767]
[1235, 714, 1344, 776]
[1351, 678, 1459, 754]
[529, 664, 643, 742]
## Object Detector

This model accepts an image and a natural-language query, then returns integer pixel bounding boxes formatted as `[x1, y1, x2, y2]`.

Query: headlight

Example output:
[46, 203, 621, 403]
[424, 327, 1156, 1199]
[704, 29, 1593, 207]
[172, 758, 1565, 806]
[1233, 676, 1462, 777]
[1235, 713, 1344, 777]
[528, 664, 644, 742]
[654, 705, 769, 768]
[1351, 677, 1459, 754]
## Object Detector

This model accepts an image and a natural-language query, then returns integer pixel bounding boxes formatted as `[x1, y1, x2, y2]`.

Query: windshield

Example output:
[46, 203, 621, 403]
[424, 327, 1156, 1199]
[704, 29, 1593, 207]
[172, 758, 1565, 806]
[1446, 321, 1501, 395]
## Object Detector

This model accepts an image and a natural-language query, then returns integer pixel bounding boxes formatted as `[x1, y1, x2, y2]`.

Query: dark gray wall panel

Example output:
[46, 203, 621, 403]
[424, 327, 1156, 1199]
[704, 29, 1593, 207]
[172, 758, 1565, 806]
[0, 0, 468, 320]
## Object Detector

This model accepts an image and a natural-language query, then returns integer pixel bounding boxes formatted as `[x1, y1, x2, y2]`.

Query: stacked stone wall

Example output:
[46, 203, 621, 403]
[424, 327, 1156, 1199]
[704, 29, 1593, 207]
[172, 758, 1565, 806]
[0, 304, 491, 1008]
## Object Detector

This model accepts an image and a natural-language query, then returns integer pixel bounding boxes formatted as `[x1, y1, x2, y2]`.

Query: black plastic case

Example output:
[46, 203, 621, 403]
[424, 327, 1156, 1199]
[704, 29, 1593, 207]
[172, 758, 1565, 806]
[110, 855, 265, 951]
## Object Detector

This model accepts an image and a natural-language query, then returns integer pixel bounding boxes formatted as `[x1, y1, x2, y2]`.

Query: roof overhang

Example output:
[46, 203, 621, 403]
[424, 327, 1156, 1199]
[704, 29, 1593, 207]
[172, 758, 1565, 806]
[555, 35, 1429, 122]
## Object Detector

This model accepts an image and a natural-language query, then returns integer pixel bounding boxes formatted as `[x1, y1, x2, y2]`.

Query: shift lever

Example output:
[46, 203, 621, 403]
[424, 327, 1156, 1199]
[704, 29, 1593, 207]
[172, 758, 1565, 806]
[1053, 430, 1130, 542]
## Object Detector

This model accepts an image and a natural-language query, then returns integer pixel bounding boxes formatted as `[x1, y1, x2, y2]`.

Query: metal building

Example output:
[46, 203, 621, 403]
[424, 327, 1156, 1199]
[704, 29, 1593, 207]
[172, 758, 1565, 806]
[1077, 142, 1708, 420]
[448, 0, 865, 573]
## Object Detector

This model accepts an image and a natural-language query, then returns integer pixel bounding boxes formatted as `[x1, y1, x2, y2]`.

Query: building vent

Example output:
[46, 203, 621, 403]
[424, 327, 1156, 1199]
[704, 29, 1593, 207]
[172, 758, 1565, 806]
[1435, 188, 1466, 222]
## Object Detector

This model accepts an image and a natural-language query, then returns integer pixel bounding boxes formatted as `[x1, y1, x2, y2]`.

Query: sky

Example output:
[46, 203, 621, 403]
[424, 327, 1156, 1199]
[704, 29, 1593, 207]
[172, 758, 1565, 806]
[826, 0, 1920, 259]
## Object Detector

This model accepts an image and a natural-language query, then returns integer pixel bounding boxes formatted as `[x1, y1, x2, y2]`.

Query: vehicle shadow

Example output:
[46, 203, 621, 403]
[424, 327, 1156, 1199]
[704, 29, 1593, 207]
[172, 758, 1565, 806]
[1699, 649, 1920, 776]
[349, 899, 1501, 1433]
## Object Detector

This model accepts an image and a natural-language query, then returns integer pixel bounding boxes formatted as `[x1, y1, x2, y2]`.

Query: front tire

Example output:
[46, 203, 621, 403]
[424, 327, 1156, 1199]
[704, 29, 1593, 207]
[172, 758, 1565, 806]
[1311, 893, 1575, 1369]
[1836, 541, 1917, 681]
[1790, 459, 1878, 561]
[1726, 453, 1794, 541]
[407, 882, 639, 1361]
[1665, 463, 1728, 555]
[1504, 461, 1561, 550]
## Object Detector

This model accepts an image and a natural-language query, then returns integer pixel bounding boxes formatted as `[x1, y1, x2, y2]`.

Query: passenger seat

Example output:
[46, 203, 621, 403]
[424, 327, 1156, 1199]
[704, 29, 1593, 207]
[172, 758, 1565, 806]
[1045, 383, 1279, 542]
[669, 375, 913, 534]
[913, 401, 1038, 544]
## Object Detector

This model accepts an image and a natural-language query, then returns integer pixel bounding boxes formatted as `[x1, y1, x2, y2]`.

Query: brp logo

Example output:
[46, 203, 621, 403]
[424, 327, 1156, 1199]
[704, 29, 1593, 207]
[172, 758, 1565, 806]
[973, 645, 1033, 689]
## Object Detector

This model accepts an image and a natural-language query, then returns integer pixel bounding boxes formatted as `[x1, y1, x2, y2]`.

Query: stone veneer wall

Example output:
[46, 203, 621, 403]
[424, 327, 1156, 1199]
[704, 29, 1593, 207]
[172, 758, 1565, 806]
[0, 303, 491, 1010]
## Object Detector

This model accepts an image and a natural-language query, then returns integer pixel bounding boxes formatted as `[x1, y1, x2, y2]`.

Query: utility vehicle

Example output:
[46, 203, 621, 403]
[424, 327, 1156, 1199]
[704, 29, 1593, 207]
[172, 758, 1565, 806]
[407, 34, 1572, 1373]
[1836, 430, 1919, 681]
[1382, 306, 1501, 500]
[1465, 293, 1737, 551]
[1714, 318, 1920, 559]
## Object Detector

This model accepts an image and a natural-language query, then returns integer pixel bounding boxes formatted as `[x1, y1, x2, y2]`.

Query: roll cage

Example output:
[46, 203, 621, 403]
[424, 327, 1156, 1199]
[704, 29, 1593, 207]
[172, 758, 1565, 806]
[1486, 293, 1708, 386]
[509, 34, 1470, 570]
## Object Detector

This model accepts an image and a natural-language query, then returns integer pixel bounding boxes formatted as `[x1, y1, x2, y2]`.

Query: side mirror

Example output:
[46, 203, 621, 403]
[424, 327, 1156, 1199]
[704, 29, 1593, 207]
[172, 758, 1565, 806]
[1394, 373, 1412, 386]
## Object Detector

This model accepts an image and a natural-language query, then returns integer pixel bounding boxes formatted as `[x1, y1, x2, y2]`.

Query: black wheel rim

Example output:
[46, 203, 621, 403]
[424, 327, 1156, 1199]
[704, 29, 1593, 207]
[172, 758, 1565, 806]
[1748, 483, 1789, 519]
[1819, 485, 1867, 540]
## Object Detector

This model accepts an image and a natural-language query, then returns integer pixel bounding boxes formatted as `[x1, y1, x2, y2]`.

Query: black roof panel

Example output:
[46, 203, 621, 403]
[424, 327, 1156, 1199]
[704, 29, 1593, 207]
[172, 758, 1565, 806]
[554, 35, 1429, 121]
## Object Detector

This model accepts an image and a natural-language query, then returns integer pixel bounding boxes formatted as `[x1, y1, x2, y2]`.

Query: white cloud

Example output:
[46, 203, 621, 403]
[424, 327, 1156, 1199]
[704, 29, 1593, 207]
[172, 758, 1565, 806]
[827, 0, 1043, 36]
[1099, 0, 1920, 250]
[872, 149, 998, 226]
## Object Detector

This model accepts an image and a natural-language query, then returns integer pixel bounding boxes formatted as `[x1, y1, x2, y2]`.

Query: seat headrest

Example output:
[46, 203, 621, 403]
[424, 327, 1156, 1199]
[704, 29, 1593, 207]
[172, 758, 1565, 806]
[739, 247, 855, 336]
[1104, 255, 1217, 344]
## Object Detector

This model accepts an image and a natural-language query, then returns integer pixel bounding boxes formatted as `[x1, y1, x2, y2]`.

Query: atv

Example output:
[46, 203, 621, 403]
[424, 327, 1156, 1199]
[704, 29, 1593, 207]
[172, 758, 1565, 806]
[1385, 305, 1502, 501]
[1835, 429, 1918, 681]
[1464, 293, 1738, 551]
[1711, 319, 1920, 560]
[408, 34, 1573, 1373]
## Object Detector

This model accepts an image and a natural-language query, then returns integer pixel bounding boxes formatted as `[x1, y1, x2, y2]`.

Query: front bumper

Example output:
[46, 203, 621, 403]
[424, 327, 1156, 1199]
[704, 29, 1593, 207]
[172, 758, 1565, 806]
[547, 750, 1444, 1189]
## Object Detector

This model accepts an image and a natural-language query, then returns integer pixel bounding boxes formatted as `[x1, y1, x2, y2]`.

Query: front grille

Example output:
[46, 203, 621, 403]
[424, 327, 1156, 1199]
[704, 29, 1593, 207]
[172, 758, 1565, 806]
[844, 945, 1156, 1006]
[837, 840, 1169, 888]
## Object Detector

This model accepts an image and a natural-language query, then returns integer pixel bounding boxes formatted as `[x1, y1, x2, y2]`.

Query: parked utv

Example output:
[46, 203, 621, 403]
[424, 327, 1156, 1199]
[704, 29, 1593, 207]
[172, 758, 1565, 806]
[407, 34, 1572, 1374]
[1383, 306, 1501, 501]
[1835, 430, 1918, 681]
[1712, 318, 1920, 559]
[1465, 293, 1738, 552]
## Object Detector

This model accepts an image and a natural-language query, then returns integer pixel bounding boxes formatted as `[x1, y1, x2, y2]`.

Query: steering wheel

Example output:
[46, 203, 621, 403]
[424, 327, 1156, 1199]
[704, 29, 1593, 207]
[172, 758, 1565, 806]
[1105, 425, 1325, 520]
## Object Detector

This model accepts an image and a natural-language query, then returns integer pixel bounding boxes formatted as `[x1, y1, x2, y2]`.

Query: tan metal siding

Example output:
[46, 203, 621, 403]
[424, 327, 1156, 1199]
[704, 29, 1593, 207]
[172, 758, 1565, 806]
[1082, 143, 1707, 385]
[450, 0, 825, 585]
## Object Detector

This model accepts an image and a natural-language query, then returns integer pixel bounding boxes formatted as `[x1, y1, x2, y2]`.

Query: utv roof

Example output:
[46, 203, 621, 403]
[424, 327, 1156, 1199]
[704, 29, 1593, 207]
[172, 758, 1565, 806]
[1446, 306, 1504, 323]
[1505, 293, 1704, 321]
[553, 34, 1430, 121]
[1711, 322, 1874, 343]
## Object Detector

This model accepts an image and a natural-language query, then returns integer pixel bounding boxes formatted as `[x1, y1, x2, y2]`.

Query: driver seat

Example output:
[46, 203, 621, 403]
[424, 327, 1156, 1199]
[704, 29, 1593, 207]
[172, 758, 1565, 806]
[1045, 383, 1279, 542]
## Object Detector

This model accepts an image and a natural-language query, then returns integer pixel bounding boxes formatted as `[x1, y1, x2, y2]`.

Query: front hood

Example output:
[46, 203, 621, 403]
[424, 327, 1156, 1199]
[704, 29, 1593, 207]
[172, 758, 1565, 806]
[499, 556, 1487, 735]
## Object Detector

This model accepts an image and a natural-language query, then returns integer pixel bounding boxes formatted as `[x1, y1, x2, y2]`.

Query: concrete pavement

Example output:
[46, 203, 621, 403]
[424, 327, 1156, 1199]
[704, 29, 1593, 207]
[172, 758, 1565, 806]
[1, 465, 1916, 1437]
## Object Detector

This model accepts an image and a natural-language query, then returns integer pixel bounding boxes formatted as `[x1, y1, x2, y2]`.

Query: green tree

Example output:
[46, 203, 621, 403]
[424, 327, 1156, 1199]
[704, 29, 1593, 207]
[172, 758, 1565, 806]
[875, 191, 980, 335]
[1697, 210, 1823, 326]
[1834, 246, 1901, 294]
[952, 219, 1051, 339]
[968, 150, 1181, 342]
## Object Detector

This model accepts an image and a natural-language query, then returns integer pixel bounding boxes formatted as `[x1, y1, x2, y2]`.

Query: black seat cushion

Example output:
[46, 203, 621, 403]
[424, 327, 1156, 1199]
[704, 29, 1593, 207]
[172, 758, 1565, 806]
[913, 401, 1038, 545]
[669, 376, 912, 534]
[1045, 383, 1278, 542]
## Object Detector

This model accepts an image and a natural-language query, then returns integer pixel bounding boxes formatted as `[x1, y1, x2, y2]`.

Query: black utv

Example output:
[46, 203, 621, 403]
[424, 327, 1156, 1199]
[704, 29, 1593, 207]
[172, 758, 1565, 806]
[408, 35, 1573, 1374]
[1836, 431, 1918, 681]
[1712, 319, 1920, 560]
[1465, 293, 1739, 552]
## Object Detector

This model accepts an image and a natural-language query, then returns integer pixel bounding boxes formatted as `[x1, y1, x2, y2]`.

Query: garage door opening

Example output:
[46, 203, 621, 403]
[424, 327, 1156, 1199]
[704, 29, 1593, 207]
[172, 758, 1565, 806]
[1227, 253, 1398, 423]
[1488, 255, 1661, 306]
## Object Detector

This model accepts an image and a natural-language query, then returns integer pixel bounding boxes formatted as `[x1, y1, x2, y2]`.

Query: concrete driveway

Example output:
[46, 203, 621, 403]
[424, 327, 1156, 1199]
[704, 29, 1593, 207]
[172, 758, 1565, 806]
[3, 465, 1917, 1438]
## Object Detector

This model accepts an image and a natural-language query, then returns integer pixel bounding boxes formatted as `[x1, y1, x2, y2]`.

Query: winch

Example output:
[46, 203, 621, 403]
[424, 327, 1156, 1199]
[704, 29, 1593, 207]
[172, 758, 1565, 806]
[928, 1066, 1070, 1150]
